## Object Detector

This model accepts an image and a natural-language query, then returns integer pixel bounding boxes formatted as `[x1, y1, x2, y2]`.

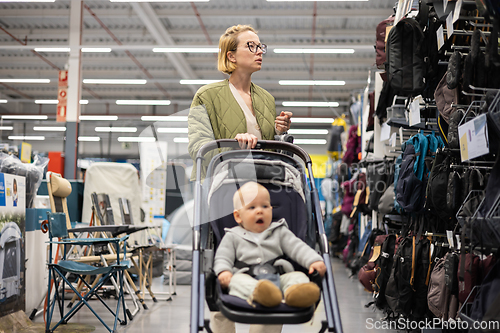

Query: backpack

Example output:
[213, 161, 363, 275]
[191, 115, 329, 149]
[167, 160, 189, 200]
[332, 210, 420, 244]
[413, 237, 432, 320]
[373, 234, 397, 310]
[427, 256, 452, 319]
[393, 153, 403, 213]
[470, 260, 500, 323]
[375, 15, 396, 74]
[385, 18, 426, 96]
[342, 125, 360, 166]
[385, 235, 415, 317]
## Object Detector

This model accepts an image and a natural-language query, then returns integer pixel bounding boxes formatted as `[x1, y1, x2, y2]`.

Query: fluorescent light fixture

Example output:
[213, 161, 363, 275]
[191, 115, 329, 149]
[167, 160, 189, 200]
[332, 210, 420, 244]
[288, 129, 329, 135]
[79, 136, 101, 142]
[279, 80, 345, 86]
[34, 47, 70, 52]
[83, 79, 147, 84]
[0, 0, 55, 2]
[267, 0, 367, 1]
[173, 137, 189, 143]
[8, 136, 45, 141]
[111, 0, 209, 2]
[141, 116, 188, 122]
[0, 79, 51, 83]
[95, 127, 137, 133]
[81, 48, 112, 53]
[2, 115, 48, 120]
[153, 47, 218, 53]
[117, 137, 155, 143]
[80, 100, 89, 105]
[282, 101, 339, 107]
[157, 128, 188, 134]
[0, 126, 13, 130]
[79, 115, 118, 121]
[180, 79, 223, 85]
[35, 100, 58, 104]
[293, 139, 327, 145]
[116, 100, 170, 106]
[33, 126, 66, 132]
[0, 100, 7, 103]
[273, 48, 355, 54]
[292, 117, 334, 124]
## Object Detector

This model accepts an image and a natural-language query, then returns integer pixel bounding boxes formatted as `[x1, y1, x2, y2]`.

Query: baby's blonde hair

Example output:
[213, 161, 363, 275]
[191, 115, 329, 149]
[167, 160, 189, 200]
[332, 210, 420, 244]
[233, 182, 269, 211]
[218, 24, 257, 75]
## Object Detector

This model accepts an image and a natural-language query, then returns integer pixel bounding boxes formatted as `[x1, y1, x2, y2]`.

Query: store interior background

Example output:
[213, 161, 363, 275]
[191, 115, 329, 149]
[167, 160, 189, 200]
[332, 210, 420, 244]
[0, 0, 396, 162]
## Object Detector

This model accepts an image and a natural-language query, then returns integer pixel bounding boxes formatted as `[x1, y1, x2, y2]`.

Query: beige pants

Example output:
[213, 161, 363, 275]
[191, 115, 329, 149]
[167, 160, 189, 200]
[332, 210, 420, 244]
[210, 311, 282, 333]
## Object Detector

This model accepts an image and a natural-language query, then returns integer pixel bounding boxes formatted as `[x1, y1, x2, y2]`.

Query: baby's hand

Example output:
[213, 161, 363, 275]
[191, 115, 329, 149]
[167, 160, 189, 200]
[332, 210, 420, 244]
[218, 271, 233, 288]
[309, 261, 326, 277]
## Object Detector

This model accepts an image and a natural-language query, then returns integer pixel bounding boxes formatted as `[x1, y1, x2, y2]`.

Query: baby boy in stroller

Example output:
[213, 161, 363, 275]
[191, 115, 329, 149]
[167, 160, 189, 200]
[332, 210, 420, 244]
[215, 181, 326, 308]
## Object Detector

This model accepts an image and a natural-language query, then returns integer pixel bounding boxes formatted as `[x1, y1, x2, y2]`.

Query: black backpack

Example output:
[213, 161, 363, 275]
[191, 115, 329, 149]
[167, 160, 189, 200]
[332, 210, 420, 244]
[385, 18, 426, 96]
[373, 234, 397, 311]
[385, 235, 415, 317]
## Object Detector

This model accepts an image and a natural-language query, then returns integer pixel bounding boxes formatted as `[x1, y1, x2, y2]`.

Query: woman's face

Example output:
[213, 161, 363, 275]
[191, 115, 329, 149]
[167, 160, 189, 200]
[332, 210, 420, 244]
[229, 30, 264, 75]
[13, 181, 17, 194]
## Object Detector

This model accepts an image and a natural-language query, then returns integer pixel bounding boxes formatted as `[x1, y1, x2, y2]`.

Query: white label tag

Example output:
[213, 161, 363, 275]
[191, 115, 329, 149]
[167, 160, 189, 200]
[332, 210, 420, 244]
[409, 97, 422, 127]
[447, 230, 455, 249]
[380, 122, 391, 141]
[437, 26, 445, 50]
[446, 13, 454, 38]
[453, 0, 462, 23]
[389, 132, 397, 147]
[455, 235, 461, 250]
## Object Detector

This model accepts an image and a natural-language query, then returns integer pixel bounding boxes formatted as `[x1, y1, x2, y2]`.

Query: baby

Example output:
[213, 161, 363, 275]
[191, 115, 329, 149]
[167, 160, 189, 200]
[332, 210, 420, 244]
[214, 182, 326, 308]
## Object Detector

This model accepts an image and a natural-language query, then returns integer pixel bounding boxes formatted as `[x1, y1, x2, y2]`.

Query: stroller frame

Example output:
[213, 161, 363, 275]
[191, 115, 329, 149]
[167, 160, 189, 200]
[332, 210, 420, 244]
[190, 140, 343, 333]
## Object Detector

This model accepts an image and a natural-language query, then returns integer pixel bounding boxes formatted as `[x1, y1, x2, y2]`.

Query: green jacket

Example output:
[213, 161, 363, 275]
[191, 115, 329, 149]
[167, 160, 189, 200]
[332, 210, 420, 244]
[188, 79, 276, 180]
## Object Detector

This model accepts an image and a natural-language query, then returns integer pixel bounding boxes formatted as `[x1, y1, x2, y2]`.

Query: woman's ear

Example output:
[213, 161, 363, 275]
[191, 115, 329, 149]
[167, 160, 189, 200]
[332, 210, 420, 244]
[227, 50, 236, 64]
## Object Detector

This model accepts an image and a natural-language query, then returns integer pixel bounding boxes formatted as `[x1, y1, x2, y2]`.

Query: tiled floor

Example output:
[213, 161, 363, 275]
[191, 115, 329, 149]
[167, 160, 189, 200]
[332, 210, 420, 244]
[34, 258, 397, 332]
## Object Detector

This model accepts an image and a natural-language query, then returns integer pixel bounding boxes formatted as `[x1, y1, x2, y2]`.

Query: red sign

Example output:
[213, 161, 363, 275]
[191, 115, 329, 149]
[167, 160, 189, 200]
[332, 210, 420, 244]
[57, 70, 68, 122]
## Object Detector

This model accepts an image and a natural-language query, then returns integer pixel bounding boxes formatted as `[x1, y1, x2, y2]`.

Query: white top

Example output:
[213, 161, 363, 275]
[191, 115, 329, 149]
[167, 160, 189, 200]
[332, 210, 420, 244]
[229, 82, 262, 140]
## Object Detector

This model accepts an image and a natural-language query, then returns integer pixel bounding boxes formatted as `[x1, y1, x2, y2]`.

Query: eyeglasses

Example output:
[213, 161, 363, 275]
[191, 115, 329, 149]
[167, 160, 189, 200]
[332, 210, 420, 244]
[246, 41, 267, 54]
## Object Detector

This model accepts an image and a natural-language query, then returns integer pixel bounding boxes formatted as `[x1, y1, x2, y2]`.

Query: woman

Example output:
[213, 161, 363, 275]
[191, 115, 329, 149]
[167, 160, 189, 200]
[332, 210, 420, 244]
[188, 24, 292, 181]
[188, 25, 292, 333]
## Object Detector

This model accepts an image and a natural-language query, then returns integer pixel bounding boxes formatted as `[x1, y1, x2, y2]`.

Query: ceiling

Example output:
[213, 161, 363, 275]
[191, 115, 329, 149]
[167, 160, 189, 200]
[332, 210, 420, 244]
[0, 0, 395, 160]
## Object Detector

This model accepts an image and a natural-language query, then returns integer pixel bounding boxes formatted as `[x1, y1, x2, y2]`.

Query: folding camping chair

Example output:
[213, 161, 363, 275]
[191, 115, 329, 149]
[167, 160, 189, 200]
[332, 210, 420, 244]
[43, 174, 130, 333]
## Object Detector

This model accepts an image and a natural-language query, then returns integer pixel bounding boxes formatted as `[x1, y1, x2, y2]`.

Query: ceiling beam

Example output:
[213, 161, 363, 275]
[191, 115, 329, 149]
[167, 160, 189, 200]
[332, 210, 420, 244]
[130, 2, 198, 93]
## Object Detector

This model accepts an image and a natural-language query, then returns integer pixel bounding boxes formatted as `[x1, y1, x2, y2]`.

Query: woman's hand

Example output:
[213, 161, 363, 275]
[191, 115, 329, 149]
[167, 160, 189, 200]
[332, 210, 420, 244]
[235, 133, 258, 149]
[309, 261, 327, 277]
[218, 271, 233, 289]
[275, 111, 293, 134]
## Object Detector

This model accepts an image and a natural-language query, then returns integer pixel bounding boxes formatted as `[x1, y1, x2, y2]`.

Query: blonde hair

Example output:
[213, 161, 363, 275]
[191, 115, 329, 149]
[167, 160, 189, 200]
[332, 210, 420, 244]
[218, 25, 257, 75]
[233, 182, 269, 211]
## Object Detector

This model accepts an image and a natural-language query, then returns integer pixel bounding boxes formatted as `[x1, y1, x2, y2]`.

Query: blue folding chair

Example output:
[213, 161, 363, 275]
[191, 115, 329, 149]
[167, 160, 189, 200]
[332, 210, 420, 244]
[44, 211, 130, 333]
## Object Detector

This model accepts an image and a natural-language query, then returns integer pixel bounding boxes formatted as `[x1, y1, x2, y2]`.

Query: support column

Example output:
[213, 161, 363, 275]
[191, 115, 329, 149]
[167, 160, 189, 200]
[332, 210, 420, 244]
[64, 0, 83, 179]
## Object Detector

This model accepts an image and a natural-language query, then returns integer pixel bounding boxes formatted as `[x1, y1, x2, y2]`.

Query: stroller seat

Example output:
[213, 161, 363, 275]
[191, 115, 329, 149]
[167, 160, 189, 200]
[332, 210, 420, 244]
[190, 140, 343, 333]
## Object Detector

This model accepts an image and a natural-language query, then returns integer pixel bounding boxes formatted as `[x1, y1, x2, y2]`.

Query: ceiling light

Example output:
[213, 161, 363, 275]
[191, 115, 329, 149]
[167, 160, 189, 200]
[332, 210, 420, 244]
[33, 126, 66, 132]
[79, 115, 118, 121]
[141, 116, 188, 122]
[2, 115, 48, 120]
[83, 79, 147, 84]
[79, 136, 101, 142]
[267, 0, 367, 1]
[117, 137, 155, 143]
[157, 128, 188, 133]
[288, 129, 329, 135]
[180, 79, 222, 85]
[80, 100, 89, 105]
[81, 48, 112, 53]
[116, 100, 170, 106]
[282, 101, 339, 107]
[0, 126, 13, 130]
[8, 136, 45, 141]
[111, 0, 209, 2]
[95, 127, 137, 133]
[153, 47, 218, 53]
[293, 139, 327, 145]
[291, 118, 334, 124]
[279, 80, 345, 86]
[273, 48, 355, 54]
[0, 79, 51, 83]
[34, 47, 70, 52]
[35, 100, 58, 104]
[0, 100, 7, 104]
[0, 0, 55, 2]
[173, 137, 189, 143]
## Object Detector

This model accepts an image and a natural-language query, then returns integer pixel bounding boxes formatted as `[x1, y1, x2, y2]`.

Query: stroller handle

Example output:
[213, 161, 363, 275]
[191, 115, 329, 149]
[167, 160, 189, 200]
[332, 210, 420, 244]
[196, 139, 311, 164]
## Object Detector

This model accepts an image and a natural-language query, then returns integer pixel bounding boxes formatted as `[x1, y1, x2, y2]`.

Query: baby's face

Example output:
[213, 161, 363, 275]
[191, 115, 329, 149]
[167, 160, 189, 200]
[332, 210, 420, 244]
[234, 187, 272, 233]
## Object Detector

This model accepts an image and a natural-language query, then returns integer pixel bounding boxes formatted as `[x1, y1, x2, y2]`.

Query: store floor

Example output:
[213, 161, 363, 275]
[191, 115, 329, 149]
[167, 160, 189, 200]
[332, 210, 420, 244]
[34, 258, 396, 332]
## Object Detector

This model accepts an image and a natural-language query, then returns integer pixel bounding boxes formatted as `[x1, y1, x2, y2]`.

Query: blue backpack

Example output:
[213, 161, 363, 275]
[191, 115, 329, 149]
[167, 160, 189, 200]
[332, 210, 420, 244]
[396, 133, 444, 213]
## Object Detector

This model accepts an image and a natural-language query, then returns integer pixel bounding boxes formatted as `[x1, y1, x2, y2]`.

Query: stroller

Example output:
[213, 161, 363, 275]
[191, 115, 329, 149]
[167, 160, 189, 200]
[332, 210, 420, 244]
[190, 139, 343, 333]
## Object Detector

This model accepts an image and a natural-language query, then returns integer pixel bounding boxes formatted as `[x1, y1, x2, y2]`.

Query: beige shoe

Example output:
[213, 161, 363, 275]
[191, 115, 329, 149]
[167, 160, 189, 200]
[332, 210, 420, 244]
[251, 280, 282, 307]
[284, 282, 320, 308]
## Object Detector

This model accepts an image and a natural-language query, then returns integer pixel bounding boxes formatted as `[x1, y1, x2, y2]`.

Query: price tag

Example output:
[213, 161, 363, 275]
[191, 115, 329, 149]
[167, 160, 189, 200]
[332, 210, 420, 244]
[453, 0, 462, 23]
[409, 97, 422, 127]
[380, 122, 391, 141]
[447, 230, 455, 249]
[389, 132, 397, 147]
[446, 13, 454, 38]
[437, 26, 445, 50]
